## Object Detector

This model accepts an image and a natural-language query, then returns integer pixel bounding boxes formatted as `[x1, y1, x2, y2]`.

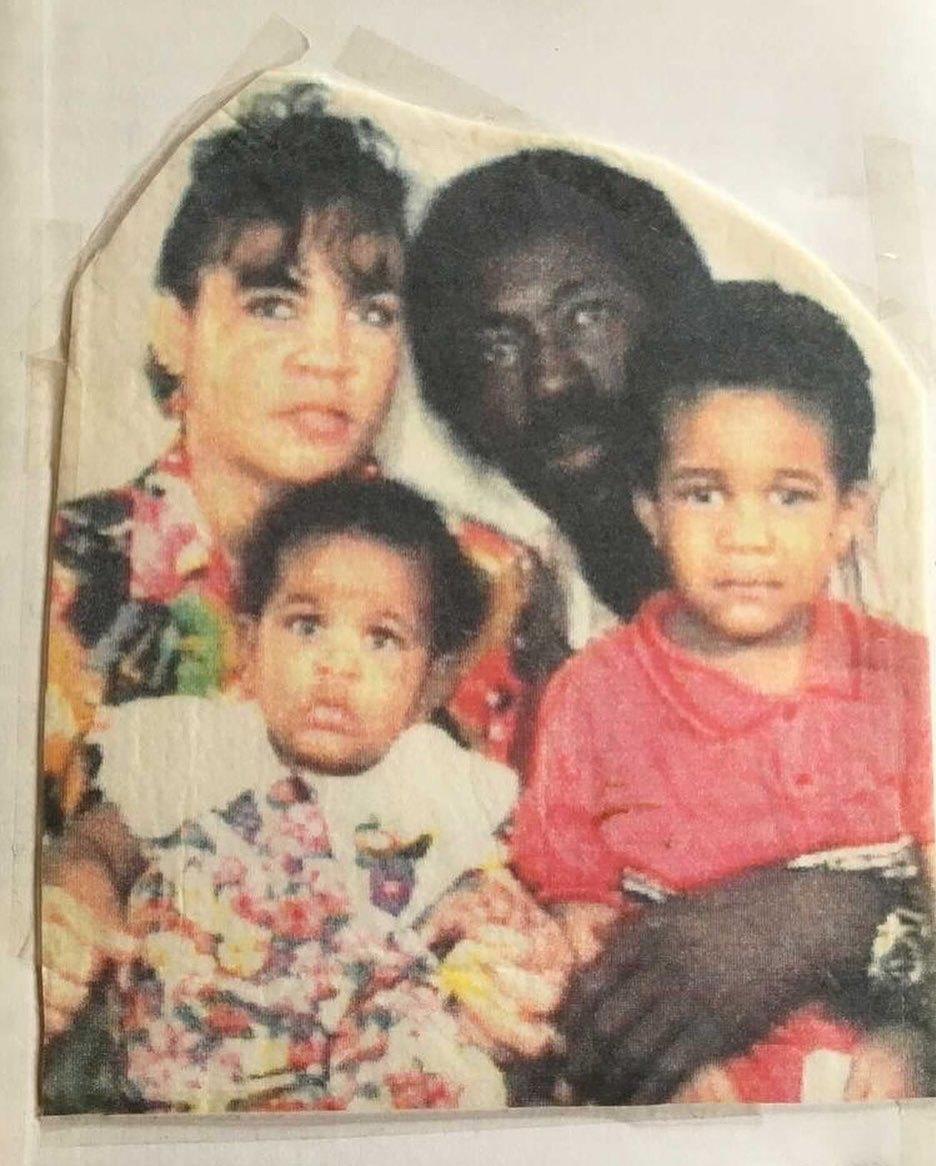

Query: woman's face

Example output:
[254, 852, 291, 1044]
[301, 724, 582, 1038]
[166, 213, 403, 487]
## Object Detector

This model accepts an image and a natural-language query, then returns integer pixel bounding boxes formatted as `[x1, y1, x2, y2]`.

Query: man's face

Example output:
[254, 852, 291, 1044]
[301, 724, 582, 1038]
[635, 388, 866, 649]
[245, 534, 435, 773]
[165, 214, 403, 486]
[459, 226, 647, 511]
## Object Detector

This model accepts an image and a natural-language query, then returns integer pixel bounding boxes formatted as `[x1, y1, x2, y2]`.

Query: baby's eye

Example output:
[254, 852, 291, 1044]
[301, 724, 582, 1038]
[285, 613, 322, 637]
[365, 626, 404, 653]
[354, 292, 401, 329]
[771, 487, 817, 507]
[245, 294, 298, 321]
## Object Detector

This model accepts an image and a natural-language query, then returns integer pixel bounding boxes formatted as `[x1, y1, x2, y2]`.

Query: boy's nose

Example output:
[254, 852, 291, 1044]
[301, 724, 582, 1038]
[719, 498, 774, 550]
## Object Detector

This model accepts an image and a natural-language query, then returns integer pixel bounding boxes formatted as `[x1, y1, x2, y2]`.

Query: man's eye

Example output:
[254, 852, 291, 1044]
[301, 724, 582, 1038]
[354, 293, 401, 328]
[245, 295, 297, 321]
[570, 302, 614, 329]
[478, 329, 522, 369]
[772, 487, 817, 507]
[366, 627, 403, 652]
[285, 614, 322, 637]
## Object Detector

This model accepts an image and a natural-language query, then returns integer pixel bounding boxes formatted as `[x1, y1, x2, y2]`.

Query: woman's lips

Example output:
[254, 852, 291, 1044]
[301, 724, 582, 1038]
[278, 406, 352, 444]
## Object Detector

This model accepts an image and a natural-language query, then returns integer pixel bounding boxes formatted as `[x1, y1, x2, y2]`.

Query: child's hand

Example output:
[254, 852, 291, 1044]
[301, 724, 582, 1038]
[421, 868, 574, 1057]
[672, 1064, 738, 1104]
[41, 860, 137, 1041]
[844, 1026, 927, 1100]
[551, 902, 621, 966]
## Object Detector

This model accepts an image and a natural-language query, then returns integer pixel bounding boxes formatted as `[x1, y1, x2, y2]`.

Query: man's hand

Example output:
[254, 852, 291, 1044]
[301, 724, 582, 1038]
[41, 859, 137, 1042]
[559, 866, 898, 1104]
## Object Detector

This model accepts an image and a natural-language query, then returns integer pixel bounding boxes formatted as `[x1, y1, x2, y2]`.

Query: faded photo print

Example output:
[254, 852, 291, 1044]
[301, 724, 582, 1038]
[39, 76, 934, 1115]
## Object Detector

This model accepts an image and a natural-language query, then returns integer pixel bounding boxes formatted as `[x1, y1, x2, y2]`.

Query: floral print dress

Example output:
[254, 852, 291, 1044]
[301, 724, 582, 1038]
[103, 707, 517, 1112]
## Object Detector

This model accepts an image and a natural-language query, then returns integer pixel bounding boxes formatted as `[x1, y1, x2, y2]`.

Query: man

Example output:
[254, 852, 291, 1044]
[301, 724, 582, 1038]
[405, 148, 712, 623]
[404, 149, 930, 1104]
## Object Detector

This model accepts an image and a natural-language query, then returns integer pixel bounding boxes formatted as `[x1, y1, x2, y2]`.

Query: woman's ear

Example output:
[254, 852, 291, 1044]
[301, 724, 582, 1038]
[236, 616, 260, 697]
[149, 294, 191, 378]
[833, 480, 876, 559]
[633, 490, 662, 549]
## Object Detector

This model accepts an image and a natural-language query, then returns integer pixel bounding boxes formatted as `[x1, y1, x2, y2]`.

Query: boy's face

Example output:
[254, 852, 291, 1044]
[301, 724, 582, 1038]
[243, 533, 437, 773]
[155, 213, 402, 486]
[635, 388, 867, 647]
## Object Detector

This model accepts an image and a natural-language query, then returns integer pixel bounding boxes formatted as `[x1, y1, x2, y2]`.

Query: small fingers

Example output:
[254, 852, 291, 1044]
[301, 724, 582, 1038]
[43, 886, 137, 963]
[42, 966, 90, 1014]
[42, 1005, 73, 1041]
[41, 919, 99, 984]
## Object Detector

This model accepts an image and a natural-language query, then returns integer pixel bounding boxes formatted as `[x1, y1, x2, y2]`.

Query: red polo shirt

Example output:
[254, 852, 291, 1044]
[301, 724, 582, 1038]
[514, 593, 933, 905]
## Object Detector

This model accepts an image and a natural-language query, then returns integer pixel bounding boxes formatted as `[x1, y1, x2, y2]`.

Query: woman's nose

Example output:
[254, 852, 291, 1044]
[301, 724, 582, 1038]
[288, 279, 354, 377]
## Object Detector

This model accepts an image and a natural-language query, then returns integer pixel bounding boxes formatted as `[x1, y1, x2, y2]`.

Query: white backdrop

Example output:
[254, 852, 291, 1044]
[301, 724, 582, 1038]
[3, 2, 936, 1163]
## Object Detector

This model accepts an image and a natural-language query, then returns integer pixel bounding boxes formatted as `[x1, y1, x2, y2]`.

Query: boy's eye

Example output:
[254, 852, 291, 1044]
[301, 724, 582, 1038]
[245, 294, 298, 321]
[365, 626, 404, 653]
[771, 487, 818, 507]
[284, 613, 322, 637]
[677, 486, 723, 507]
[354, 293, 401, 328]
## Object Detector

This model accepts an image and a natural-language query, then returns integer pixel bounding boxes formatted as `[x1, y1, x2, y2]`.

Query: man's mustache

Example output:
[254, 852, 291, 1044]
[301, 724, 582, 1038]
[527, 397, 638, 456]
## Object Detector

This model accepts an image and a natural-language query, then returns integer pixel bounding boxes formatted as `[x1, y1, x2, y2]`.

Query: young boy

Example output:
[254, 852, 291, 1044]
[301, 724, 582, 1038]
[48, 478, 569, 1112]
[513, 281, 934, 1103]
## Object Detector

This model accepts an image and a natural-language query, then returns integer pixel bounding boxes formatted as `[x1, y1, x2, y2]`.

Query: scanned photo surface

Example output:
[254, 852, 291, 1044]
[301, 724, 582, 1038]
[39, 74, 934, 1115]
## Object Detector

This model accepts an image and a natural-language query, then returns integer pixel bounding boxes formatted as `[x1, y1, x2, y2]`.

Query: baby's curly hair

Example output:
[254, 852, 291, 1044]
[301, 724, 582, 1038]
[239, 477, 488, 661]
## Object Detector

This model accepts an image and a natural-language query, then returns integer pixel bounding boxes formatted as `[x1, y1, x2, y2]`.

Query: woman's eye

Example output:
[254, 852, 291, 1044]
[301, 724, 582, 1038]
[245, 294, 297, 321]
[285, 614, 322, 637]
[355, 293, 401, 328]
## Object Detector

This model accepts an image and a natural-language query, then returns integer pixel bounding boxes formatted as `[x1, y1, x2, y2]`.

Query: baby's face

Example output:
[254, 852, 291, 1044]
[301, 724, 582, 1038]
[636, 387, 866, 649]
[246, 534, 435, 773]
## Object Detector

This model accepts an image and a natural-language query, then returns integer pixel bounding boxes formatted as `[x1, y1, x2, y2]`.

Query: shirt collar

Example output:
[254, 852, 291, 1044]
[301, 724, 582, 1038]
[633, 592, 860, 739]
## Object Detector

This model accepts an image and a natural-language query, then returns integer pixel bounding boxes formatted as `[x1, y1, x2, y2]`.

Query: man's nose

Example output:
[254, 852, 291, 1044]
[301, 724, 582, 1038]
[529, 333, 585, 401]
[719, 497, 774, 551]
